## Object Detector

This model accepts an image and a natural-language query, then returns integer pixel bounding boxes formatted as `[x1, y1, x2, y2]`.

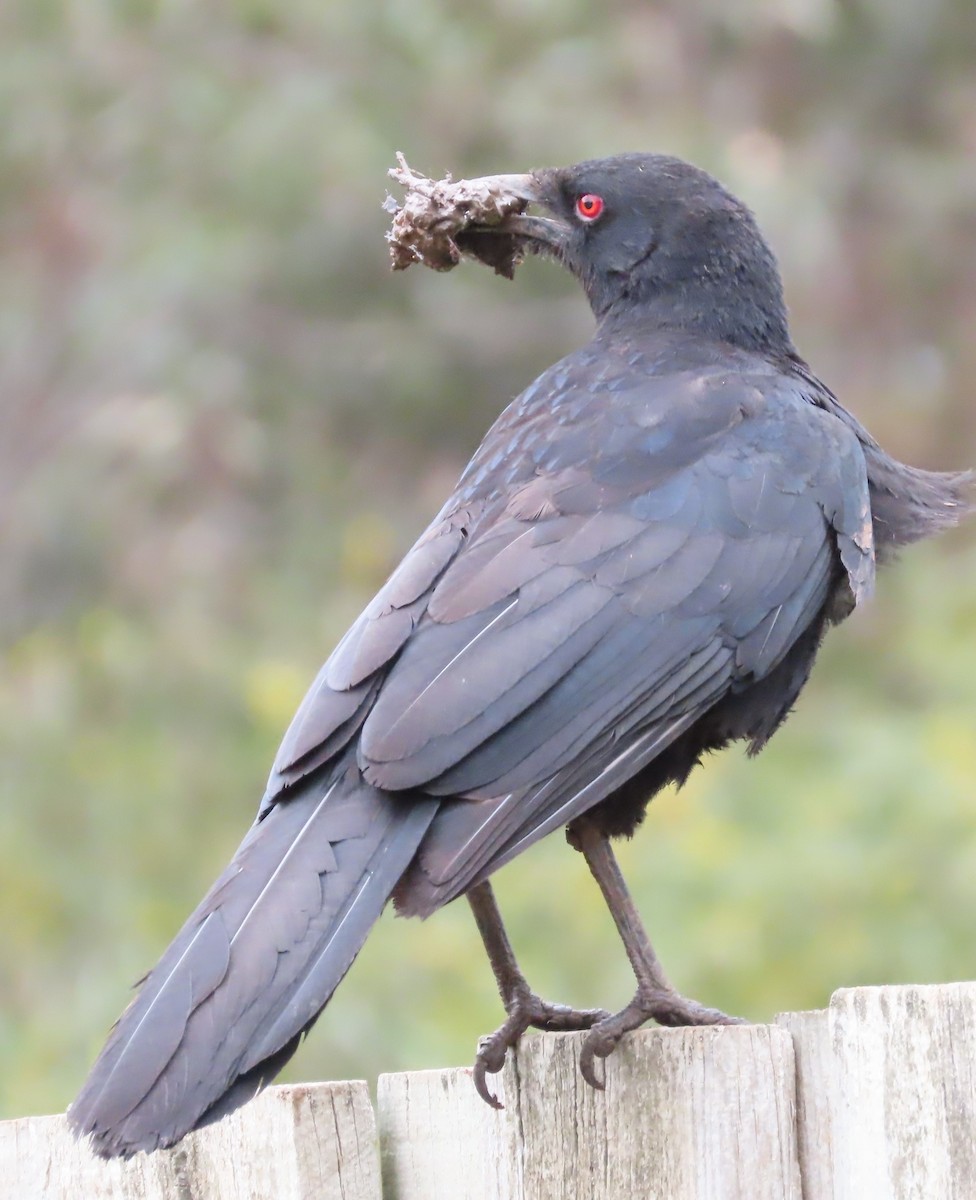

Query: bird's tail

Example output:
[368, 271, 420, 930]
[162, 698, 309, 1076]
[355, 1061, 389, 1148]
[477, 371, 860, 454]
[69, 756, 438, 1159]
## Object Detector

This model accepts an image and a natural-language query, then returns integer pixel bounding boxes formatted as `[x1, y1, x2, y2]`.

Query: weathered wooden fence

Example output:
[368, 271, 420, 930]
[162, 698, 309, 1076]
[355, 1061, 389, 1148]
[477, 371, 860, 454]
[3, 983, 974, 1199]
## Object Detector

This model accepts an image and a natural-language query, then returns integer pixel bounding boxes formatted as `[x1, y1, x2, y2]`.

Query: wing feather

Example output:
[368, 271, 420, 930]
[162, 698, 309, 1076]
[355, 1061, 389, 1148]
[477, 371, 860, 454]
[265, 358, 873, 911]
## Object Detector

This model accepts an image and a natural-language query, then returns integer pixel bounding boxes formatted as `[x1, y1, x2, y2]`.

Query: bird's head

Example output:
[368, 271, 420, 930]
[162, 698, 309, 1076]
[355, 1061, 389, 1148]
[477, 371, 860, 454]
[465, 153, 793, 356]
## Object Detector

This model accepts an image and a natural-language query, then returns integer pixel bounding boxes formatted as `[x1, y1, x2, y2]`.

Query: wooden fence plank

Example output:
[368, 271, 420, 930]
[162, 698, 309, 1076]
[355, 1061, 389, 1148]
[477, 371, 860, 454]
[377, 1063, 523, 1200]
[5, 984, 976, 1198]
[0, 1081, 381, 1200]
[775, 1008, 834, 1200]
[379, 1024, 800, 1200]
[829, 983, 976, 1200]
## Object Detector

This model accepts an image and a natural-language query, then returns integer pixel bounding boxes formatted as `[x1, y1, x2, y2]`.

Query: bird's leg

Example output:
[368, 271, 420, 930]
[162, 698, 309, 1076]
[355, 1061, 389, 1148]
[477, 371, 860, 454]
[466, 880, 610, 1108]
[567, 817, 746, 1089]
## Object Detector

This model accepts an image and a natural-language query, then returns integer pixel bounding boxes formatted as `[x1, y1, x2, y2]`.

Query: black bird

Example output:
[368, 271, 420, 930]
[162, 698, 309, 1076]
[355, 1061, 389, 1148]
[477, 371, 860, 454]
[70, 154, 970, 1158]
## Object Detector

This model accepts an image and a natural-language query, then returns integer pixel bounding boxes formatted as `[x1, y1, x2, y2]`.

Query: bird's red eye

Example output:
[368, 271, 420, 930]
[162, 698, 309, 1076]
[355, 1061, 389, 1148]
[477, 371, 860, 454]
[575, 193, 605, 222]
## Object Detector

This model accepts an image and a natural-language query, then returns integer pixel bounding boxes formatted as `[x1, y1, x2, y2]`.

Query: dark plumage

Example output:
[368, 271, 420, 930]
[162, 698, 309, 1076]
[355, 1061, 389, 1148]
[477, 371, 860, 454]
[70, 153, 970, 1157]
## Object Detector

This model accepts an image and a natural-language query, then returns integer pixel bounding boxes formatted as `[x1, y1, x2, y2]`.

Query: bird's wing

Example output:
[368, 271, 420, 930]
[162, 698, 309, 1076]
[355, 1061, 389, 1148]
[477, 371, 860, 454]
[263, 515, 473, 805]
[268, 361, 872, 904]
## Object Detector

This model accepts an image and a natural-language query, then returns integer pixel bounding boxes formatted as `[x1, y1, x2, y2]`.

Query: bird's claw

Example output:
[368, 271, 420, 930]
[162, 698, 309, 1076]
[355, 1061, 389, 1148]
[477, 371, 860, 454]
[473, 1033, 509, 1108]
[578, 1034, 612, 1090]
[473, 991, 611, 1109]
[577, 987, 747, 1091]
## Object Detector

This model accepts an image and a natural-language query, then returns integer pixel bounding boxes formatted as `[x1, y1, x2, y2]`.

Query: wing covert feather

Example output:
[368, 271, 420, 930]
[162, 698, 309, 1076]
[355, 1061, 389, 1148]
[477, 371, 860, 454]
[267, 352, 874, 898]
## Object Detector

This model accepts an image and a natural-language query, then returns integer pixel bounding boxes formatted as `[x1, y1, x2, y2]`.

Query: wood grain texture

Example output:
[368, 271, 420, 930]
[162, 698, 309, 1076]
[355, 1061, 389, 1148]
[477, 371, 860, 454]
[378, 1064, 524, 1200]
[829, 983, 976, 1200]
[1, 1082, 380, 1200]
[379, 1025, 801, 1200]
[8, 985, 976, 1197]
[775, 1008, 834, 1200]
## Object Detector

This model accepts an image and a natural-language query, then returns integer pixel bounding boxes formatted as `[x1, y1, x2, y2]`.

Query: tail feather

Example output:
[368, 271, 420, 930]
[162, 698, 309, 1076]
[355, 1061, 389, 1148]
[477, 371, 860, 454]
[867, 460, 973, 553]
[69, 756, 438, 1158]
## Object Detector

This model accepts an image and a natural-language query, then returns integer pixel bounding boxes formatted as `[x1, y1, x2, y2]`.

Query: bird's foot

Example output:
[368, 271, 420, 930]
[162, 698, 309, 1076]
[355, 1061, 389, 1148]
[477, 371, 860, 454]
[474, 986, 610, 1108]
[578, 984, 746, 1089]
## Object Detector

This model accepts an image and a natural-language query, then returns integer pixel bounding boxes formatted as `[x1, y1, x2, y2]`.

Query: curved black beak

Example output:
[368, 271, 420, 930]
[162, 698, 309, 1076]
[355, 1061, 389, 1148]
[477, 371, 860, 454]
[463, 171, 570, 257]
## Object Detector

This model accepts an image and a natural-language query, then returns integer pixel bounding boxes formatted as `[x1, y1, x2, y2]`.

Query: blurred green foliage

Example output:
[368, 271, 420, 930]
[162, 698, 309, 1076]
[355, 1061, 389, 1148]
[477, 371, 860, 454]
[2, 0, 975, 1120]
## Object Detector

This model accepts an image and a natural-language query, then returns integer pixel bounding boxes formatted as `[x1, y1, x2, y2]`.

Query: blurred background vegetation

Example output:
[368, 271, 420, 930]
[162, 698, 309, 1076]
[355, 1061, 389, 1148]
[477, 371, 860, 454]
[2, 0, 976, 1120]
